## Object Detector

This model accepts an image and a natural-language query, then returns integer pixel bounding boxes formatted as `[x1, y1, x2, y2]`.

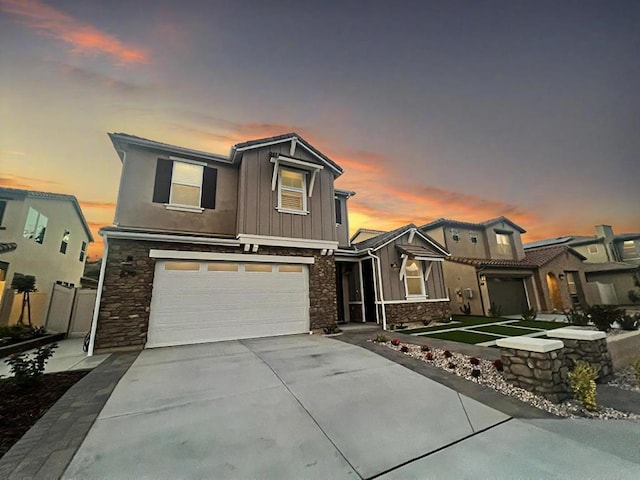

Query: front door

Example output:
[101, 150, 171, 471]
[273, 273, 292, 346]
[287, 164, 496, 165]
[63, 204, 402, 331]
[361, 259, 377, 322]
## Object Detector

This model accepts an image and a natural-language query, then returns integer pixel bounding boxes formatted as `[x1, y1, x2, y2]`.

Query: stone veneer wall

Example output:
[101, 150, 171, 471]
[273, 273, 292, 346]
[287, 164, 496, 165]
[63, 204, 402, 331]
[95, 238, 336, 353]
[385, 301, 451, 327]
[561, 338, 613, 381]
[500, 347, 570, 403]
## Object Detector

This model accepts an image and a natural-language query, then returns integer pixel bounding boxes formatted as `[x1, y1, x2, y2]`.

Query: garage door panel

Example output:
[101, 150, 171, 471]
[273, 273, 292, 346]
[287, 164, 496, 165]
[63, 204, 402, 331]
[147, 261, 310, 347]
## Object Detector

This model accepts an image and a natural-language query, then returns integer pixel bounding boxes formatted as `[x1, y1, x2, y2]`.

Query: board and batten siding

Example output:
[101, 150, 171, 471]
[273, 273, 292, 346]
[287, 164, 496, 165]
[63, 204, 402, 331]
[237, 144, 337, 242]
[376, 235, 447, 301]
[335, 196, 350, 247]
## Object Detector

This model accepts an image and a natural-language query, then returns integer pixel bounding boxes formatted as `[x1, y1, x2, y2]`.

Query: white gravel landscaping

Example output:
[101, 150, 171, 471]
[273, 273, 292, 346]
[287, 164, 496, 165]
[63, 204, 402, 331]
[376, 339, 640, 422]
[608, 367, 640, 393]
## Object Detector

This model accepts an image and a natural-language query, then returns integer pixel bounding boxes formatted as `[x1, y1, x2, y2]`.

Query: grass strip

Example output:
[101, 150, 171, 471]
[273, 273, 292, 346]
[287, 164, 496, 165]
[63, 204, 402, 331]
[422, 330, 502, 344]
[512, 320, 570, 329]
[472, 324, 544, 336]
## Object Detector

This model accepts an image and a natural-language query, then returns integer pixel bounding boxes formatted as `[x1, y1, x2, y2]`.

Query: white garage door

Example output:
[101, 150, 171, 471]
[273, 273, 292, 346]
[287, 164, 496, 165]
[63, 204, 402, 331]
[147, 260, 310, 347]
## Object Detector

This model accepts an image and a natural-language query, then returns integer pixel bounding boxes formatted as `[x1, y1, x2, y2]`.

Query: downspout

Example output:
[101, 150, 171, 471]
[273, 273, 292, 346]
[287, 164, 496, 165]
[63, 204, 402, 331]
[476, 266, 486, 317]
[87, 234, 108, 356]
[368, 250, 387, 331]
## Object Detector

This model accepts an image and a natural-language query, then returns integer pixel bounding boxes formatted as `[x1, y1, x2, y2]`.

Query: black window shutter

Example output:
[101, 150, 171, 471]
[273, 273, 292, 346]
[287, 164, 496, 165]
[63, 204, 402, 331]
[0, 201, 6, 225]
[335, 198, 342, 224]
[201, 167, 217, 209]
[153, 159, 173, 204]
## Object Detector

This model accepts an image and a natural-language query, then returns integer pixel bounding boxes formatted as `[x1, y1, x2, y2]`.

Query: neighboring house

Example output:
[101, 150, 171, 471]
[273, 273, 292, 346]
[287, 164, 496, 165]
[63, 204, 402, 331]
[335, 224, 451, 328]
[90, 132, 353, 353]
[0, 188, 93, 326]
[525, 225, 640, 304]
[421, 217, 590, 316]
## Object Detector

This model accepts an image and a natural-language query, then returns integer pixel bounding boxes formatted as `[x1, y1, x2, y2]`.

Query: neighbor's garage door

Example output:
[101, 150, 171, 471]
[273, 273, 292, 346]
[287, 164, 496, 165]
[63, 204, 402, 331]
[147, 260, 310, 347]
[486, 277, 528, 315]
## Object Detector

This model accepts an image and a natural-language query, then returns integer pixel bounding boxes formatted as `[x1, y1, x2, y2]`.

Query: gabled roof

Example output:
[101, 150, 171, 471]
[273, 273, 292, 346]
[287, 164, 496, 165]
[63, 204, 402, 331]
[108, 133, 230, 164]
[448, 245, 585, 269]
[0, 187, 94, 242]
[230, 132, 343, 176]
[352, 224, 449, 256]
[524, 236, 574, 249]
[349, 228, 386, 244]
[420, 216, 526, 234]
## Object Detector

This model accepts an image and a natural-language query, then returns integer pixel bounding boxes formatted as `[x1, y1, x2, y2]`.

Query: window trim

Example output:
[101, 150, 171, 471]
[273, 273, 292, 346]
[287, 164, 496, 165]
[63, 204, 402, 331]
[277, 167, 308, 215]
[23, 207, 48, 245]
[496, 233, 511, 254]
[451, 228, 460, 242]
[404, 259, 426, 298]
[469, 231, 478, 244]
[168, 160, 205, 211]
[59, 229, 70, 254]
[587, 244, 599, 254]
[79, 241, 87, 262]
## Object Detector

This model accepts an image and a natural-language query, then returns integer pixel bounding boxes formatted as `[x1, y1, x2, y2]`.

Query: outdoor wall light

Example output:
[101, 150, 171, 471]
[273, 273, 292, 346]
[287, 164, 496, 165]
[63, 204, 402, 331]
[559, 273, 565, 280]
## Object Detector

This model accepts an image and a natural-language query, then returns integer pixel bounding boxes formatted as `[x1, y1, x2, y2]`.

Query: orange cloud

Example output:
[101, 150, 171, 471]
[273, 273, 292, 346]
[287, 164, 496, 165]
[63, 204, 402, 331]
[0, 0, 149, 64]
[79, 200, 116, 211]
[0, 174, 59, 190]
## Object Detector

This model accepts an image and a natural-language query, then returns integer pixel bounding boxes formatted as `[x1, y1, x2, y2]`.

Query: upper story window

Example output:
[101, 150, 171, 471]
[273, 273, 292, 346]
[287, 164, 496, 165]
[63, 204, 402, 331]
[450, 228, 460, 242]
[152, 159, 217, 213]
[335, 198, 342, 225]
[0, 200, 6, 226]
[496, 233, 511, 254]
[469, 231, 478, 244]
[623, 241, 636, 257]
[404, 260, 426, 297]
[60, 230, 70, 254]
[23, 207, 48, 244]
[278, 168, 307, 214]
[79, 241, 87, 262]
[588, 244, 599, 254]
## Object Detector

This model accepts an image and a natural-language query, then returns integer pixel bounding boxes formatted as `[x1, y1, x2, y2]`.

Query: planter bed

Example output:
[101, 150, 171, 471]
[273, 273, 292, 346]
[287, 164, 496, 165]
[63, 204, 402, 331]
[0, 333, 66, 359]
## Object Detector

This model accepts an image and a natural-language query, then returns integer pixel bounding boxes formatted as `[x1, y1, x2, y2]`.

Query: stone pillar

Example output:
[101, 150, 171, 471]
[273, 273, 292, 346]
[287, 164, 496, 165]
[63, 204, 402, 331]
[546, 328, 613, 382]
[497, 337, 570, 404]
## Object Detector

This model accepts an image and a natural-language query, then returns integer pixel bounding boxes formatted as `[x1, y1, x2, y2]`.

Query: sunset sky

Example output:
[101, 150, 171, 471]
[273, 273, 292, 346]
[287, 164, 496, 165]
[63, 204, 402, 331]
[1, 0, 638, 260]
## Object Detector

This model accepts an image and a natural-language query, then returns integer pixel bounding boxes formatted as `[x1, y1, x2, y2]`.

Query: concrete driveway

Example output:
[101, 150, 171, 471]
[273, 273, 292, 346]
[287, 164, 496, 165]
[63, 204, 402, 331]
[63, 335, 640, 479]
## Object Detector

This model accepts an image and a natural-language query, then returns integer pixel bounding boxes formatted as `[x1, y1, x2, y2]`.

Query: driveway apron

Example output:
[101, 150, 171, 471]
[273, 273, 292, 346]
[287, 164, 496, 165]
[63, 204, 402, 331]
[62, 335, 507, 479]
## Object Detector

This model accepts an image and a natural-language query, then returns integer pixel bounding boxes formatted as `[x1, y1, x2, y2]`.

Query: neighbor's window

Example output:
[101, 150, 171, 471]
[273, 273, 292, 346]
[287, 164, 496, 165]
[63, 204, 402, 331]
[59, 230, 70, 254]
[587, 244, 599, 254]
[79, 241, 87, 262]
[469, 231, 479, 244]
[245, 264, 273, 272]
[23, 207, 48, 244]
[278, 168, 307, 213]
[496, 233, 511, 254]
[279, 265, 303, 273]
[623, 241, 636, 257]
[404, 260, 425, 297]
[451, 228, 460, 242]
[171, 161, 204, 207]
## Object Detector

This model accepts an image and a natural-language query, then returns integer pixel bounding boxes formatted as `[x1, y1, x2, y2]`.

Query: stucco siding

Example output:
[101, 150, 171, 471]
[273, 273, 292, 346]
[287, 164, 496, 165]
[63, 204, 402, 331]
[586, 270, 638, 305]
[335, 197, 350, 247]
[115, 145, 238, 235]
[442, 261, 484, 315]
[238, 144, 337, 241]
[439, 225, 489, 258]
[572, 243, 609, 263]
[486, 221, 525, 260]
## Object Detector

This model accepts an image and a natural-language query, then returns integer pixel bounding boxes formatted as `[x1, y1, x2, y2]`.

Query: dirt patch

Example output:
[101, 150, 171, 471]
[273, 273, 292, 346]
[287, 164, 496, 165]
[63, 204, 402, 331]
[0, 371, 88, 458]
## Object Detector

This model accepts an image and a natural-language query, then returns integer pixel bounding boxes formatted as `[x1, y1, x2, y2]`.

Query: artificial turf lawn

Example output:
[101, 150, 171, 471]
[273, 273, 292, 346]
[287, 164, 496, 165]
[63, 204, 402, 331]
[421, 330, 501, 344]
[404, 316, 504, 334]
[512, 320, 569, 329]
[472, 324, 544, 336]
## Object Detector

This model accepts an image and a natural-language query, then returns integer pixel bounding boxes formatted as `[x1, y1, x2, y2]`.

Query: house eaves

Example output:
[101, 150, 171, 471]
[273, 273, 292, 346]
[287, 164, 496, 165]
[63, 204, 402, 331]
[353, 224, 449, 256]
[229, 132, 344, 176]
[108, 133, 231, 164]
[420, 216, 526, 234]
[335, 189, 356, 198]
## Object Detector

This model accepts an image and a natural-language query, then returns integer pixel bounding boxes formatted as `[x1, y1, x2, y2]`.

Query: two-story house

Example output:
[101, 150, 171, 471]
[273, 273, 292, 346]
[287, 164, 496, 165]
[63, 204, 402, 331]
[421, 217, 591, 316]
[89, 133, 358, 353]
[0, 188, 93, 326]
[525, 225, 640, 305]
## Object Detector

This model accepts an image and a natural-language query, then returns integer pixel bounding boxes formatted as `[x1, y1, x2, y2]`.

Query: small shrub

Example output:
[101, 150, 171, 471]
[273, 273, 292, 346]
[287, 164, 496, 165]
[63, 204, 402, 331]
[628, 289, 640, 304]
[5, 343, 58, 387]
[420, 344, 430, 352]
[587, 305, 623, 332]
[443, 350, 452, 358]
[564, 308, 588, 326]
[488, 302, 503, 318]
[391, 338, 401, 346]
[521, 306, 537, 322]
[471, 369, 481, 378]
[395, 322, 407, 330]
[400, 345, 409, 353]
[493, 359, 504, 372]
[447, 362, 456, 369]
[618, 313, 640, 331]
[323, 323, 342, 334]
[459, 302, 471, 315]
[373, 334, 388, 343]
[633, 358, 640, 387]
[469, 357, 480, 366]
[567, 361, 599, 411]
[425, 352, 434, 360]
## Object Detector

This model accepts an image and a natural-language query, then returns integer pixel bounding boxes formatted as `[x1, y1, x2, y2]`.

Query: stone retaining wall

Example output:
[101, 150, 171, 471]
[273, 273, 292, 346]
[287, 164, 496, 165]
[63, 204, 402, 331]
[384, 301, 450, 327]
[500, 347, 570, 403]
[560, 338, 613, 381]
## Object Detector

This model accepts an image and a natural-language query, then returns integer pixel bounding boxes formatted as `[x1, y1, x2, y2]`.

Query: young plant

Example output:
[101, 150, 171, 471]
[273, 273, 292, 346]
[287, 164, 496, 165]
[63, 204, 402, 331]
[469, 357, 480, 366]
[488, 302, 503, 318]
[618, 313, 640, 331]
[420, 344, 430, 352]
[5, 343, 58, 387]
[425, 352, 434, 360]
[323, 323, 342, 335]
[391, 338, 401, 346]
[586, 305, 623, 332]
[443, 350, 452, 358]
[521, 306, 537, 322]
[400, 345, 409, 353]
[373, 334, 388, 343]
[471, 369, 481, 378]
[447, 362, 456, 370]
[564, 308, 588, 326]
[459, 302, 472, 315]
[493, 359, 504, 372]
[633, 358, 640, 387]
[567, 361, 599, 411]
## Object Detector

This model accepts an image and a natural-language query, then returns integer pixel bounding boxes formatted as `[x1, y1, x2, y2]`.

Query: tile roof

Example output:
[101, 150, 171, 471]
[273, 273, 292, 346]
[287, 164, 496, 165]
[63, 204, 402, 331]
[448, 245, 584, 269]
[0, 242, 17, 253]
[0, 187, 94, 242]
[420, 216, 526, 233]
